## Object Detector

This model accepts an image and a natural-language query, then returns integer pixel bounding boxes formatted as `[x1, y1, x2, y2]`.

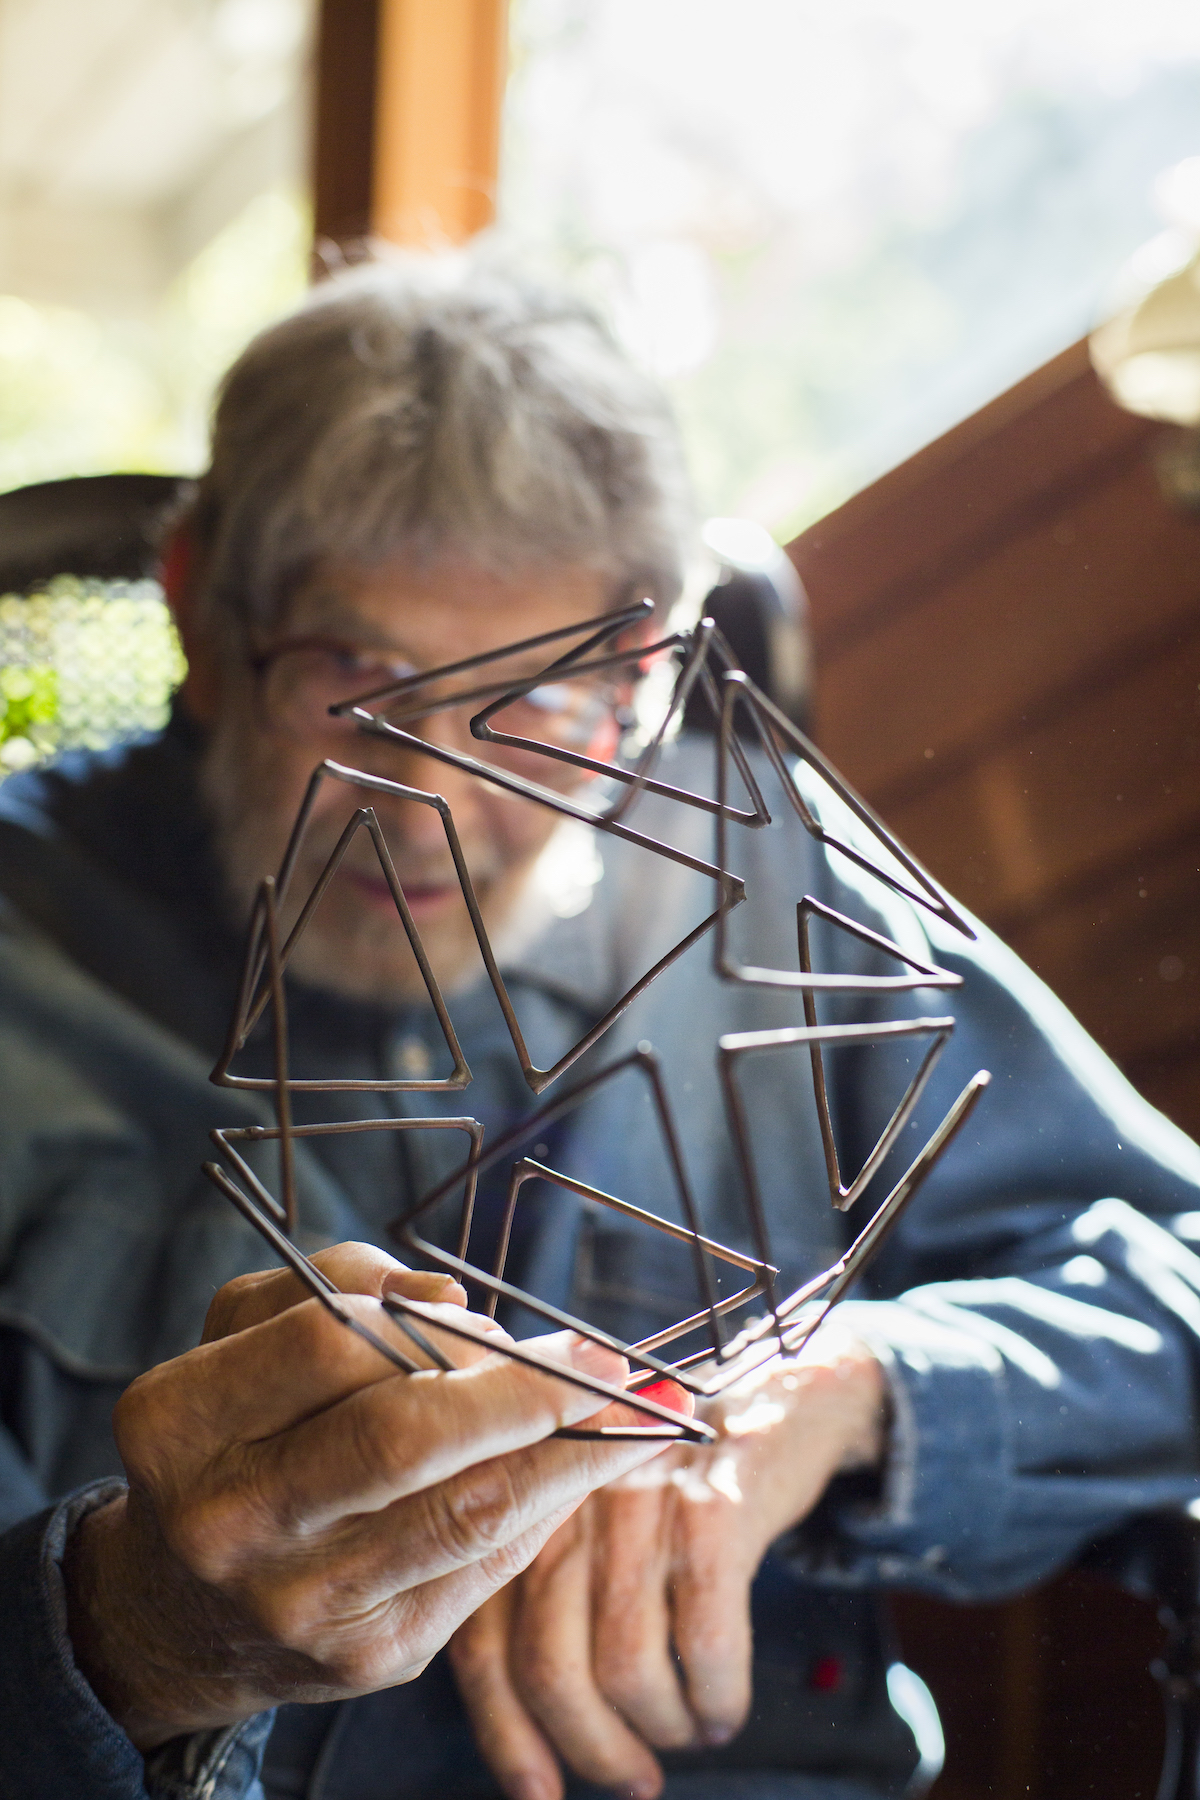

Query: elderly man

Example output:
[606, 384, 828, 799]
[3, 254, 1200, 1800]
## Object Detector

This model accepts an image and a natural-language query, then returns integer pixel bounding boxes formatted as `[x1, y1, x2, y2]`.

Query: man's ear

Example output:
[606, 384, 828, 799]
[161, 523, 222, 725]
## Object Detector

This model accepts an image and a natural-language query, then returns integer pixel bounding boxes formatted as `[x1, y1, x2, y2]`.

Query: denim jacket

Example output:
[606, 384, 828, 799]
[4, 718, 1200, 1798]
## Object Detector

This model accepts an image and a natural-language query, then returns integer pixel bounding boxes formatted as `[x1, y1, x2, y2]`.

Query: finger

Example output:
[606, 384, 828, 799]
[386, 1268, 469, 1306]
[121, 1301, 623, 1513]
[669, 1488, 755, 1744]
[511, 1508, 663, 1798]
[137, 1295, 469, 1462]
[591, 1479, 696, 1749]
[251, 1331, 637, 1527]
[222, 1428, 675, 1681]
[450, 1588, 564, 1800]
[632, 1379, 694, 1416]
[384, 1296, 511, 1370]
[341, 1396, 681, 1598]
[202, 1242, 467, 1341]
[298, 1496, 585, 1698]
[596, 1376, 695, 1436]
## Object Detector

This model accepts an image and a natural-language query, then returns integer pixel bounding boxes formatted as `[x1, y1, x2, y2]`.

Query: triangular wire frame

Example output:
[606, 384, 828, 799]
[391, 1045, 779, 1391]
[202, 599, 996, 1434]
[464, 615, 770, 831]
[793, 897, 959, 1210]
[244, 759, 747, 1097]
[210, 1114, 485, 1244]
[481, 1156, 769, 1354]
[204, 906, 717, 1443]
[201, 1154, 713, 1443]
[719, 1011, 956, 1253]
[209, 868, 775, 1402]
[351, 610, 974, 953]
[329, 596, 655, 716]
[202, 1059, 988, 1430]
[716, 829, 964, 998]
[336, 597, 772, 834]
[210, 876, 481, 1233]
[675, 1070, 991, 1398]
[204, 889, 741, 1447]
[212, 804, 471, 1096]
[714, 669, 976, 950]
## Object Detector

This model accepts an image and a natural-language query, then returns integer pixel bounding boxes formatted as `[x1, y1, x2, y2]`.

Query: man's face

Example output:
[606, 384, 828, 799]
[196, 557, 623, 1003]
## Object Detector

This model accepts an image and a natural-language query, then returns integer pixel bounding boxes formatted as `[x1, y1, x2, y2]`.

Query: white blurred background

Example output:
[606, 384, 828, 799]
[500, 0, 1200, 535]
[1, 0, 1199, 543]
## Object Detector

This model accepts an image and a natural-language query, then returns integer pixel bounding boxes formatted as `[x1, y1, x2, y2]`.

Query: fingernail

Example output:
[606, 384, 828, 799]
[510, 1776, 553, 1800]
[702, 1723, 736, 1746]
[383, 1271, 466, 1304]
[623, 1781, 662, 1800]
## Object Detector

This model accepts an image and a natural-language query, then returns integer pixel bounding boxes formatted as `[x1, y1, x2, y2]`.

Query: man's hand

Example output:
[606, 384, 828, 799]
[62, 1243, 674, 1750]
[450, 1323, 886, 1800]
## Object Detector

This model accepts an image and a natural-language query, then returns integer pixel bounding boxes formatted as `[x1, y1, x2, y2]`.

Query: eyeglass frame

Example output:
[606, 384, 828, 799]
[245, 632, 630, 756]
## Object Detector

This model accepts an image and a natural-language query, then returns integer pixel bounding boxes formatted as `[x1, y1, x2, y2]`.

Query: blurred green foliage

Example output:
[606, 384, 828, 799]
[0, 187, 299, 776]
[0, 665, 58, 758]
[0, 579, 186, 778]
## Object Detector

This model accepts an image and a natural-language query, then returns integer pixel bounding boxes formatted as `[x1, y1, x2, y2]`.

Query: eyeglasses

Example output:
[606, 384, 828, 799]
[250, 637, 624, 778]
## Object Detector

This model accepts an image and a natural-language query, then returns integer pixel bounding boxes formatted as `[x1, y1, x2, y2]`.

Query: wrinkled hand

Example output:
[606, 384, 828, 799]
[62, 1243, 673, 1750]
[450, 1323, 886, 1800]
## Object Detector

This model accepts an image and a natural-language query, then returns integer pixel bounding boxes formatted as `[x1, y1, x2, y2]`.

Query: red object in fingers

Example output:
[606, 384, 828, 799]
[632, 1378, 694, 1415]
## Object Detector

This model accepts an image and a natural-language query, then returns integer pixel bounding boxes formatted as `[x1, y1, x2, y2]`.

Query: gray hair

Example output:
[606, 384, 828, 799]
[187, 249, 694, 633]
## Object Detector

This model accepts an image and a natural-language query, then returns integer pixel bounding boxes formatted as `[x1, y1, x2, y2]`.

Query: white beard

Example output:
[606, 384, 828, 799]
[198, 707, 512, 1003]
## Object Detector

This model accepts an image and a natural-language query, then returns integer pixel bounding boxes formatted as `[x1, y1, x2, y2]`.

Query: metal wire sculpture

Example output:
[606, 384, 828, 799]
[202, 602, 990, 1444]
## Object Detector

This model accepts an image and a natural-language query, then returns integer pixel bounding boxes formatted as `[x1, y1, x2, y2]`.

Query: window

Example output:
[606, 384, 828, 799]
[502, 0, 1200, 536]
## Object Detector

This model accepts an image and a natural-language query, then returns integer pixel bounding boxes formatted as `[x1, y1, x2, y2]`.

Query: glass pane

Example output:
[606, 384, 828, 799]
[0, 0, 314, 491]
[501, 0, 1200, 537]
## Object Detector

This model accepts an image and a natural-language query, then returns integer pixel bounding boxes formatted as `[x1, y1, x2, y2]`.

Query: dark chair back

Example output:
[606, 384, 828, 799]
[0, 472, 190, 595]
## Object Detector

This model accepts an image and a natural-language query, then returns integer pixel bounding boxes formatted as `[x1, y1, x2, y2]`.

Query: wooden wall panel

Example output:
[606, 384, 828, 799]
[790, 339, 1200, 1144]
[788, 345, 1200, 1800]
[891, 620, 1200, 921]
[819, 460, 1200, 807]
[797, 343, 1152, 656]
[1007, 830, 1200, 1072]
[892, 1575, 1166, 1800]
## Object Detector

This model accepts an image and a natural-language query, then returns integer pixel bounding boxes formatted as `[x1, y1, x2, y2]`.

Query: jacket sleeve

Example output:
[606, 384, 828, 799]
[0, 1472, 274, 1800]
[786, 823, 1200, 1601]
[0, 916, 283, 1795]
